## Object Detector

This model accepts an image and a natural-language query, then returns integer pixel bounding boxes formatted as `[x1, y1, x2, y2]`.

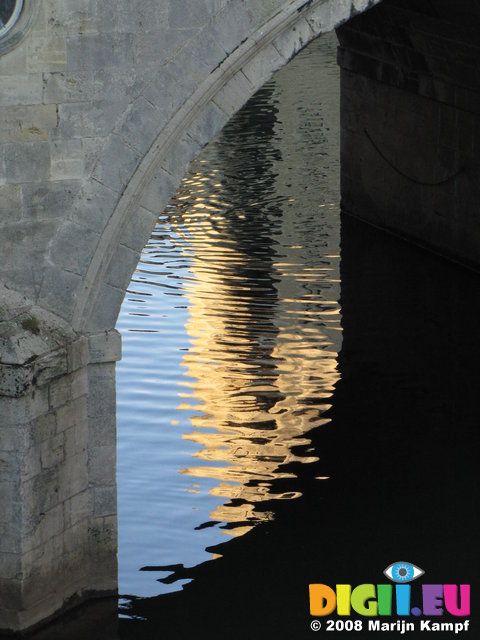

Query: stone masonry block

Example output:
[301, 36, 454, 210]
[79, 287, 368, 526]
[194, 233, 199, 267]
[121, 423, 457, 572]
[87, 411, 116, 449]
[241, 43, 286, 89]
[66, 34, 135, 72]
[56, 395, 88, 434]
[185, 100, 229, 149]
[0, 450, 19, 484]
[0, 551, 21, 581]
[0, 363, 32, 398]
[21, 467, 60, 519]
[93, 486, 116, 518]
[0, 424, 26, 453]
[1, 387, 49, 427]
[49, 220, 100, 275]
[52, 0, 102, 36]
[42, 71, 95, 104]
[50, 139, 84, 180]
[88, 331, 122, 364]
[306, 1, 334, 34]
[210, 2, 253, 55]
[141, 63, 192, 116]
[0, 105, 57, 143]
[104, 244, 141, 291]
[57, 452, 88, 504]
[0, 482, 17, 526]
[115, 3, 165, 33]
[84, 99, 134, 139]
[168, 0, 213, 30]
[30, 413, 56, 446]
[72, 179, 120, 233]
[48, 369, 88, 410]
[0, 185, 21, 223]
[27, 36, 67, 73]
[0, 75, 43, 107]
[64, 490, 91, 530]
[213, 71, 254, 116]
[114, 97, 166, 156]
[37, 267, 83, 322]
[161, 134, 201, 182]
[273, 16, 315, 60]
[87, 514, 117, 580]
[93, 66, 144, 104]
[40, 433, 65, 470]
[21, 446, 41, 483]
[246, 0, 283, 25]
[0, 44, 26, 76]
[81, 137, 104, 176]
[85, 283, 126, 332]
[140, 168, 179, 215]
[119, 206, 157, 253]
[54, 101, 87, 139]
[134, 28, 198, 67]
[91, 135, 140, 194]
[32, 349, 69, 388]
[88, 445, 116, 486]
[67, 337, 89, 373]
[23, 504, 64, 554]
[0, 578, 22, 609]
[63, 416, 88, 458]
[173, 35, 226, 85]
[4, 142, 50, 184]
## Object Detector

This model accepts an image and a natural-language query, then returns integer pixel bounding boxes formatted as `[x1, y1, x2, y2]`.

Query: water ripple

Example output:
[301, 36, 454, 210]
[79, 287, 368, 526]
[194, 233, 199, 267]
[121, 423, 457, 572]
[117, 32, 341, 598]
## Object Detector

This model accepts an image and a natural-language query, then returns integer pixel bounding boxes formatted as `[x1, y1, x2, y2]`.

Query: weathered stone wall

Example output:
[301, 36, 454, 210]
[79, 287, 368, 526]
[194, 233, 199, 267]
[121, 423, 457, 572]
[338, 0, 480, 269]
[0, 283, 120, 630]
[0, 0, 383, 632]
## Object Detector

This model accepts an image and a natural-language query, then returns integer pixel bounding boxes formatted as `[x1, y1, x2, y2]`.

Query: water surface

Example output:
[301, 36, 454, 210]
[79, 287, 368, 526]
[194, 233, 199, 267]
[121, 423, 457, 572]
[117, 31, 342, 600]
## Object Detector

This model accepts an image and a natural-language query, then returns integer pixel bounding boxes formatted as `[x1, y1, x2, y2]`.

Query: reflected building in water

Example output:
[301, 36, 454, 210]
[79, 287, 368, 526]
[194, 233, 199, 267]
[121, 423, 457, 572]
[163, 35, 342, 538]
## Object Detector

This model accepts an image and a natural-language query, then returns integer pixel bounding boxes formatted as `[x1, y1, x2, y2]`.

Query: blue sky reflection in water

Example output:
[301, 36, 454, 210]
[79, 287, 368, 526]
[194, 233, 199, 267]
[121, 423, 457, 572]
[116, 33, 341, 600]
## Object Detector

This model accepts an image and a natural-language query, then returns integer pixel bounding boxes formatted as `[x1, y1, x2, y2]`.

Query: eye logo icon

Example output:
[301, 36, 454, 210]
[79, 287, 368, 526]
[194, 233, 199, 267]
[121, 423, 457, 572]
[384, 561, 424, 583]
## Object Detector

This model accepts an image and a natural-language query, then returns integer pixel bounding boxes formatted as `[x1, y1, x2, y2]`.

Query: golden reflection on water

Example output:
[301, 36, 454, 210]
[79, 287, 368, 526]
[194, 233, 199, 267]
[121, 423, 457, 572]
[117, 33, 342, 594]
[168, 164, 341, 537]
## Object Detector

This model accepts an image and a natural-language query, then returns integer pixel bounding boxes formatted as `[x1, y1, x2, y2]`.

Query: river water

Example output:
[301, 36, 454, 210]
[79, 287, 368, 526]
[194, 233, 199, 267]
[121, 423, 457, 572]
[31, 29, 475, 640]
[116, 30, 343, 605]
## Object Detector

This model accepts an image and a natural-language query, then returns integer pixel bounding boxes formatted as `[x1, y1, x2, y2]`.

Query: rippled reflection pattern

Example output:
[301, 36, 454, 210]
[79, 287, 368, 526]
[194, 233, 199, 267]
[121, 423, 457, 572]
[117, 33, 341, 596]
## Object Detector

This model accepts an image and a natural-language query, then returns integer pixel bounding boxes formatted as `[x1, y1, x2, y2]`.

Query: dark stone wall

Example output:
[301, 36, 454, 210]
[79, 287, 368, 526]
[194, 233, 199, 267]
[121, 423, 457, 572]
[337, 0, 480, 269]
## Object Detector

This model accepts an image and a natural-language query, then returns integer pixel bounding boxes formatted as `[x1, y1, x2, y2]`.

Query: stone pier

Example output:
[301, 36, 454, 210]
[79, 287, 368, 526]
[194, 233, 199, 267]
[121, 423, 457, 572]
[0, 284, 120, 631]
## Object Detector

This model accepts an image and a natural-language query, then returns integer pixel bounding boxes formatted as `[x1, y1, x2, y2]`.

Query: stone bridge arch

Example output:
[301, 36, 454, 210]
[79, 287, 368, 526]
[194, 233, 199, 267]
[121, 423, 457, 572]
[70, 0, 384, 335]
[0, 0, 384, 633]
[4, 0, 382, 336]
